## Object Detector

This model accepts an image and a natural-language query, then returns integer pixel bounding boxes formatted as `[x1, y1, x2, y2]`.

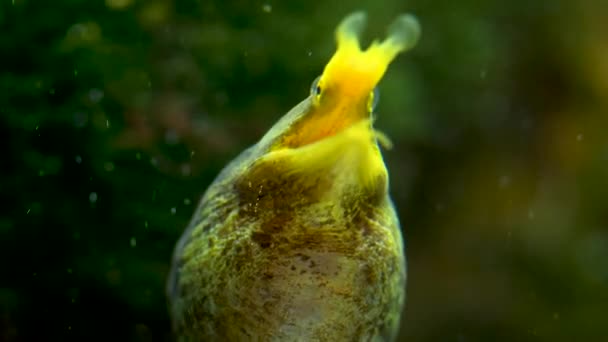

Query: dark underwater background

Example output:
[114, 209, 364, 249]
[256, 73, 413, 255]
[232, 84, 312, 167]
[2, 0, 607, 340]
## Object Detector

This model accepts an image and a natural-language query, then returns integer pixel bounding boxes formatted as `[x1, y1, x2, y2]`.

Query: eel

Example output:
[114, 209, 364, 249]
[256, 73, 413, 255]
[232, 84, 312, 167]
[167, 11, 420, 341]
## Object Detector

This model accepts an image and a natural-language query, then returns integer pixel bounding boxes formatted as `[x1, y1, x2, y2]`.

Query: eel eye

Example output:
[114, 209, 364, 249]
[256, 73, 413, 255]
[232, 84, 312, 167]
[310, 76, 322, 97]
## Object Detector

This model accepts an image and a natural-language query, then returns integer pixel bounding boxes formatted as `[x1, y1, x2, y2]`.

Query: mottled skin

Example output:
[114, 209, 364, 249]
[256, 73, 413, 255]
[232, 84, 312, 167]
[167, 11, 420, 342]
[168, 97, 405, 341]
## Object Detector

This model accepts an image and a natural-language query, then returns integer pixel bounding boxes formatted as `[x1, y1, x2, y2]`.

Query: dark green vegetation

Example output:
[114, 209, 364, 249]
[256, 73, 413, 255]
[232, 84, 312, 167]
[2, 0, 607, 341]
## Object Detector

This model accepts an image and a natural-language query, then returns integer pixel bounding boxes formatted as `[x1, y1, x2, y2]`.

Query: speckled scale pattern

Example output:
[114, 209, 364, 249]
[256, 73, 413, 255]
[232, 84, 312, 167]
[168, 150, 405, 341]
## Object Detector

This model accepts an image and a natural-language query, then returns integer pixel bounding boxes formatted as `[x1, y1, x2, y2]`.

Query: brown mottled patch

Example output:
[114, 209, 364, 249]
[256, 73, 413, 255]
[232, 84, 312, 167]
[260, 215, 288, 233]
[251, 231, 273, 248]
[297, 253, 310, 262]
[362, 263, 377, 285]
